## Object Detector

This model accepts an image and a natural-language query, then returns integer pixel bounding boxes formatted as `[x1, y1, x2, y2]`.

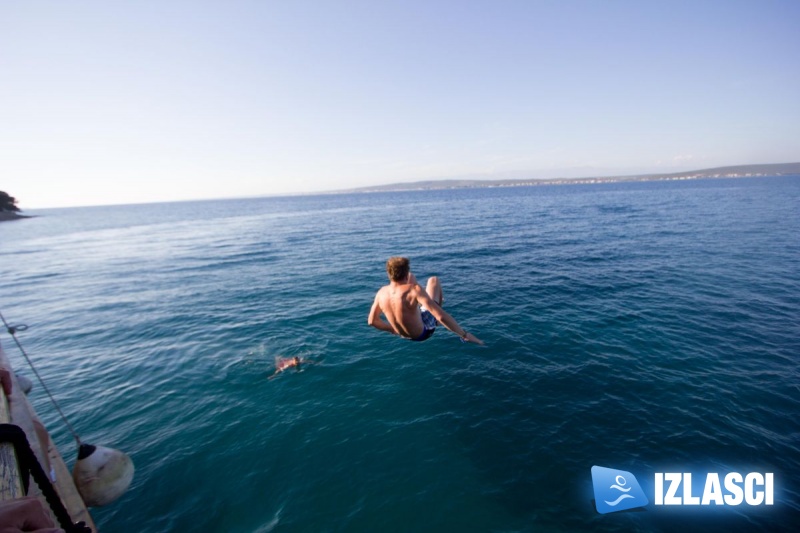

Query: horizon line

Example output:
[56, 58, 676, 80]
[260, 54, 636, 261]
[13, 161, 800, 211]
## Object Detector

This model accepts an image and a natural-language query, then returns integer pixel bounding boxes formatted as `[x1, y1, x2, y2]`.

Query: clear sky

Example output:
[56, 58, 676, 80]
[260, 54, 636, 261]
[2, 1, 799, 208]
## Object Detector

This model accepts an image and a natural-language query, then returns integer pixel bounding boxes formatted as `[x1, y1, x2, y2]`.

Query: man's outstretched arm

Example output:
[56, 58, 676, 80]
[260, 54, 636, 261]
[368, 294, 396, 335]
[415, 288, 483, 345]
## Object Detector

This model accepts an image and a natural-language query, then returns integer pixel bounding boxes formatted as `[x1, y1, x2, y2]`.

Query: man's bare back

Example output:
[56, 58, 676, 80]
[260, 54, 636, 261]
[368, 257, 483, 344]
[373, 273, 431, 339]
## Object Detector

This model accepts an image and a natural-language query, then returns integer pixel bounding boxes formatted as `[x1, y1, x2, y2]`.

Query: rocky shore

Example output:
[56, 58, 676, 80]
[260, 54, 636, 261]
[0, 212, 30, 222]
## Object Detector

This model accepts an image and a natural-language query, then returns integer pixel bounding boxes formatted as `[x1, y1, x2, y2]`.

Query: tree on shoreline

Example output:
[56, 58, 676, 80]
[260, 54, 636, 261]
[0, 191, 20, 212]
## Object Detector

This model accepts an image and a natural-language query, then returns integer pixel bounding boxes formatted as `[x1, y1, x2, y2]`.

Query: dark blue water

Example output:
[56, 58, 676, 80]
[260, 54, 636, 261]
[1, 177, 798, 532]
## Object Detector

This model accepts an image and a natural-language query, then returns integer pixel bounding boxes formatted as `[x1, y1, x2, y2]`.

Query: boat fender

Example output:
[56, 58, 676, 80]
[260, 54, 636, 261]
[73, 443, 135, 507]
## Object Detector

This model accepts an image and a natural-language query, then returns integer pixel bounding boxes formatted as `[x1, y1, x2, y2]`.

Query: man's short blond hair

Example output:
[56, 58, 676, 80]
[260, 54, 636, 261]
[386, 256, 410, 282]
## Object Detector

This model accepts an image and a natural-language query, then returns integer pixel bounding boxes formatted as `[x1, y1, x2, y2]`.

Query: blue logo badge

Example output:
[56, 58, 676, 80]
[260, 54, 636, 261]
[591, 465, 649, 514]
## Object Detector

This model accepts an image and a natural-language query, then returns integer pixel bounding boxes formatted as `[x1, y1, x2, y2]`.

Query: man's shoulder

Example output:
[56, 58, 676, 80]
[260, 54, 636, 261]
[377, 284, 392, 295]
[401, 282, 422, 293]
[375, 284, 393, 301]
[407, 283, 425, 296]
[378, 283, 418, 300]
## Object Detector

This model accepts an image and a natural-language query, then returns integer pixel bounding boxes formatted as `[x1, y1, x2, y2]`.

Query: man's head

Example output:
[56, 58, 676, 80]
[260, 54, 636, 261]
[386, 256, 410, 282]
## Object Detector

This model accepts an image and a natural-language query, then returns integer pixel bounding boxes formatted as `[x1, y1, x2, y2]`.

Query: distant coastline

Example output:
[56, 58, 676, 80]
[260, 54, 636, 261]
[341, 162, 800, 194]
[2, 163, 798, 213]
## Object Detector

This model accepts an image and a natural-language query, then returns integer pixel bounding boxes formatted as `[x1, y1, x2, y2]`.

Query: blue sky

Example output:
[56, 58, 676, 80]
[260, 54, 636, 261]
[2, 1, 799, 208]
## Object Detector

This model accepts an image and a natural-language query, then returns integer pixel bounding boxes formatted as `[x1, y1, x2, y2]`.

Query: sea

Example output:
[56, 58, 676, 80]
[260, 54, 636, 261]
[0, 176, 798, 533]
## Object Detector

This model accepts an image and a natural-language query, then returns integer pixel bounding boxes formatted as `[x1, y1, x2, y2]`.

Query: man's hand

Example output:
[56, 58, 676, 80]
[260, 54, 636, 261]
[462, 331, 484, 345]
[0, 368, 12, 397]
[0, 497, 64, 533]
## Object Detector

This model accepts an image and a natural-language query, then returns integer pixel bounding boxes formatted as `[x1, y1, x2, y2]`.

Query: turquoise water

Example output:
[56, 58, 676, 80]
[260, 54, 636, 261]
[1, 177, 798, 532]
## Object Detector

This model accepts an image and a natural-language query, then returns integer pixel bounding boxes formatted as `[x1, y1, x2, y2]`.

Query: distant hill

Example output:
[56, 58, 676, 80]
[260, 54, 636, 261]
[342, 162, 800, 194]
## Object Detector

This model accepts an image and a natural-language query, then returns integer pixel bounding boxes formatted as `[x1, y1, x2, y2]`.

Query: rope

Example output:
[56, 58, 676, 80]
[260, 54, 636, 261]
[0, 309, 82, 445]
[0, 423, 92, 533]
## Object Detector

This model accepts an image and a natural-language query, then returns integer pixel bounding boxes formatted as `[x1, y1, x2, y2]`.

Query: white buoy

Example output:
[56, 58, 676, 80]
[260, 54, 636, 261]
[73, 443, 135, 507]
[15, 373, 33, 394]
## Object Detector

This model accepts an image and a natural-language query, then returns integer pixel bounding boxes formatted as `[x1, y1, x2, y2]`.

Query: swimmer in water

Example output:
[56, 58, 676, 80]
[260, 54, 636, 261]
[269, 356, 307, 379]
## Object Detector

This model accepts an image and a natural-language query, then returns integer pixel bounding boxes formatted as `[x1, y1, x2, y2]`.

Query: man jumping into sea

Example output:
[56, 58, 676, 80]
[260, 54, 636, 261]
[368, 257, 483, 344]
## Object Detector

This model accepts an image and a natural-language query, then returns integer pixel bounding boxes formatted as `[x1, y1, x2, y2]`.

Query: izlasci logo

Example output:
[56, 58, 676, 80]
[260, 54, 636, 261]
[591, 466, 649, 514]
[592, 465, 775, 514]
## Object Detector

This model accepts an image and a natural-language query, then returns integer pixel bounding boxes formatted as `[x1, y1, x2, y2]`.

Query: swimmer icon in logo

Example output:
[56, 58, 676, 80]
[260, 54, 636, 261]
[591, 465, 649, 514]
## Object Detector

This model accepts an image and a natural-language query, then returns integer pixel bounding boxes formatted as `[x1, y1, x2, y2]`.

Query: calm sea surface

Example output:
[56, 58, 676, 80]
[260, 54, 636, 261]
[1, 177, 798, 532]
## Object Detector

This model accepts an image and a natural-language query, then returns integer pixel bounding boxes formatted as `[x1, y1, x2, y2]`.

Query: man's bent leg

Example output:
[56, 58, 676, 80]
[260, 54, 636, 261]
[425, 276, 443, 306]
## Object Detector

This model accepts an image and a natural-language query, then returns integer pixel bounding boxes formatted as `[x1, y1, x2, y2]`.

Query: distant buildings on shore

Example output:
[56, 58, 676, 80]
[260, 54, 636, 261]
[346, 163, 800, 194]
